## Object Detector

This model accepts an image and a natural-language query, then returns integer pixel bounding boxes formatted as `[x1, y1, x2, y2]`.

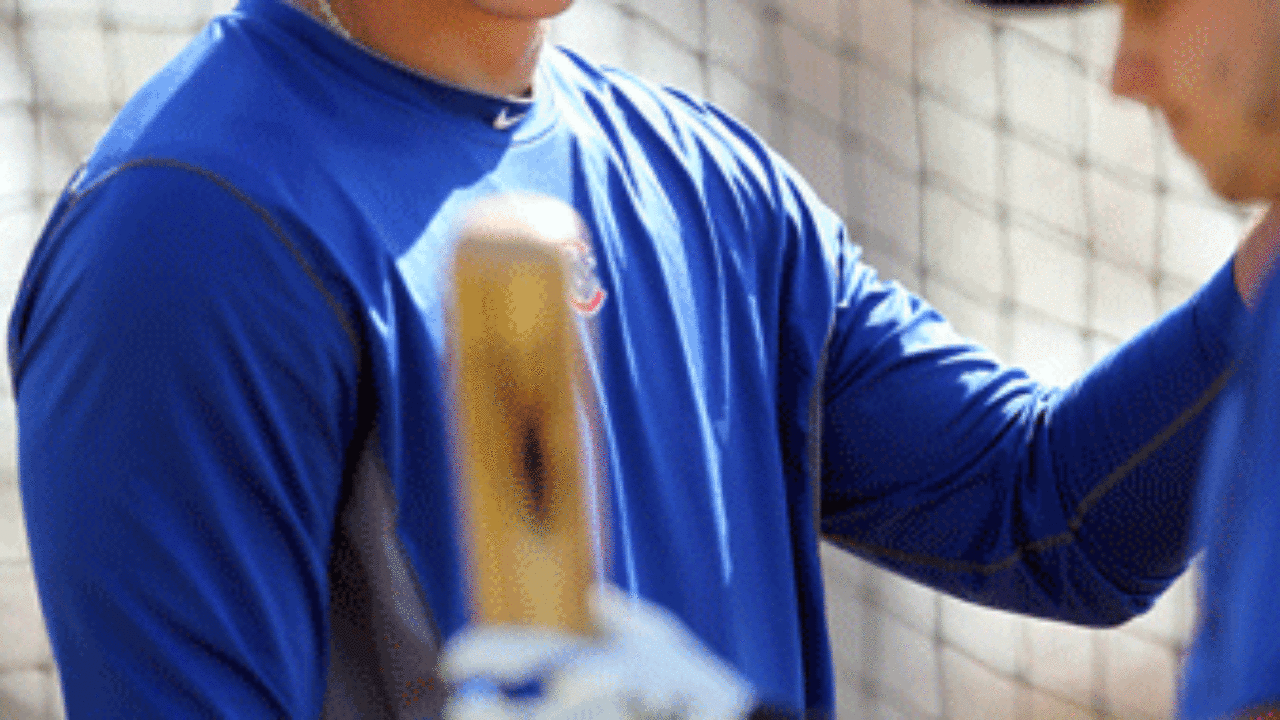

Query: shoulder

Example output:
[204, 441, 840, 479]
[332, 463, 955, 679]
[80, 9, 320, 199]
[544, 47, 782, 194]
[34, 14, 361, 342]
[8, 161, 359, 387]
[1233, 269, 1280, 387]
[1240, 270, 1280, 417]
[543, 46, 841, 239]
[1259, 269, 1280, 346]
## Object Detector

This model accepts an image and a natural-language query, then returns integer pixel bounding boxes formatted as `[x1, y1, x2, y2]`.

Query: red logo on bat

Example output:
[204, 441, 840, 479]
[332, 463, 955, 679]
[563, 238, 606, 316]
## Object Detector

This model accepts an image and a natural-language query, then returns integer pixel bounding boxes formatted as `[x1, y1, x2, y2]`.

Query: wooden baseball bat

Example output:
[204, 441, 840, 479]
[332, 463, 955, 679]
[448, 194, 599, 638]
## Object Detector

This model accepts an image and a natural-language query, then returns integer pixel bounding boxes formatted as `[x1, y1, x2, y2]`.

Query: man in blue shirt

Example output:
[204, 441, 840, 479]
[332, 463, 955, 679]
[1104, 0, 1280, 714]
[985, 0, 1280, 716]
[6, 0, 1273, 716]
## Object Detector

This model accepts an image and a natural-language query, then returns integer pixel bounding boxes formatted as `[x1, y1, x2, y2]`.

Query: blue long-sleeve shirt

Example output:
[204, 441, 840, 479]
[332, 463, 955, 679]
[1180, 265, 1280, 720]
[6, 1, 1245, 716]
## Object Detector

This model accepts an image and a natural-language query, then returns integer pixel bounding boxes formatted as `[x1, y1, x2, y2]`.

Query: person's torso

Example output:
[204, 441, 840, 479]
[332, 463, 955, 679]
[53, 0, 844, 711]
[1182, 265, 1280, 718]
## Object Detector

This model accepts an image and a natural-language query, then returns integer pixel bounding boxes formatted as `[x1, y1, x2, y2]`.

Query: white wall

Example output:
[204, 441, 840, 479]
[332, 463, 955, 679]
[0, 0, 1256, 718]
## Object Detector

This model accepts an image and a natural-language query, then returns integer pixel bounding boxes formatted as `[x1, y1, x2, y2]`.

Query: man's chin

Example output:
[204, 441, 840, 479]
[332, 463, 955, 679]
[473, 0, 573, 19]
[1174, 139, 1253, 201]
[1175, 129, 1279, 202]
[1203, 163, 1271, 204]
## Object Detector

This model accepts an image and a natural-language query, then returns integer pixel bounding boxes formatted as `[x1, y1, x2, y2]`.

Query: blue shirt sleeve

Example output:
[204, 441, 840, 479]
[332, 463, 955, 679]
[1180, 269, 1280, 719]
[818, 221, 1243, 626]
[8, 162, 360, 718]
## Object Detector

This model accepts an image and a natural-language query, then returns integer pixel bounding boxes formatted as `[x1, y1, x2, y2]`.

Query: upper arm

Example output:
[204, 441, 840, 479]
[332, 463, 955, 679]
[9, 162, 360, 718]
[818, 261, 1047, 559]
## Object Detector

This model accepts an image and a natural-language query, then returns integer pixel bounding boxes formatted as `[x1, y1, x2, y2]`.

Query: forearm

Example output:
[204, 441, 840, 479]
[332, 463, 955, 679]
[1047, 258, 1242, 595]
[820, 256, 1245, 624]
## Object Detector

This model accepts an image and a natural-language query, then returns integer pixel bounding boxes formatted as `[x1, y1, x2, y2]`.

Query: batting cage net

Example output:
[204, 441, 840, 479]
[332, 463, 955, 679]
[0, 0, 1258, 718]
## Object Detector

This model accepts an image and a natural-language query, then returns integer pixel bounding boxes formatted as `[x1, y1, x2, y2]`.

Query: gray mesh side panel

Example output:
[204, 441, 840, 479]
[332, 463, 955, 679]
[322, 427, 447, 720]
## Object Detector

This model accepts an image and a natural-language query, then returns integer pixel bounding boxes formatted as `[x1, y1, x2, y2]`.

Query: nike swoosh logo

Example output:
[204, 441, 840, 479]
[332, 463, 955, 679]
[492, 108, 525, 130]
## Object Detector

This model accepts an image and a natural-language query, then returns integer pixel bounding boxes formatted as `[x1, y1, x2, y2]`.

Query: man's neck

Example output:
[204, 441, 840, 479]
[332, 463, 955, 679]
[292, 0, 545, 98]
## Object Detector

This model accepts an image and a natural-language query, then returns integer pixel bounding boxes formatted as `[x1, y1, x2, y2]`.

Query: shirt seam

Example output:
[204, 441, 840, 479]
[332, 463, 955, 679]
[67, 158, 362, 364]
[810, 317, 836, 537]
[824, 359, 1239, 576]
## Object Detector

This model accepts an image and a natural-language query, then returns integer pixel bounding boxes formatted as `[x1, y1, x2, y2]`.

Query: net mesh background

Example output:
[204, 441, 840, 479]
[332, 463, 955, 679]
[0, 0, 1259, 717]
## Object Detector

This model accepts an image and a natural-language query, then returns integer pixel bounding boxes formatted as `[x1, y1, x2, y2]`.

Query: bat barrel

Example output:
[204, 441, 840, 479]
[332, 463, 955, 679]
[449, 194, 598, 637]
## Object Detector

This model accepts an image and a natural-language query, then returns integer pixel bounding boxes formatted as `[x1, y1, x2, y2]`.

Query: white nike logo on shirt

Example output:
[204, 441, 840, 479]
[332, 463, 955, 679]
[492, 107, 525, 130]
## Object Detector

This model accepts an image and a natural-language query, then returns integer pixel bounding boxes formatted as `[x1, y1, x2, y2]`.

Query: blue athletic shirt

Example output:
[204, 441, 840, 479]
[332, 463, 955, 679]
[6, 1, 1246, 717]
[1181, 265, 1280, 719]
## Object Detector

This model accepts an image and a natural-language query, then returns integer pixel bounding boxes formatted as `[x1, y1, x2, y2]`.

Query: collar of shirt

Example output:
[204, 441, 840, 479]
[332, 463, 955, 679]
[236, 0, 555, 142]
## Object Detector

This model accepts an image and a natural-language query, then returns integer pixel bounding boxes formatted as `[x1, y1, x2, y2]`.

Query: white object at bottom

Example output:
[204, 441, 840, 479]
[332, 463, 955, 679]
[440, 584, 756, 720]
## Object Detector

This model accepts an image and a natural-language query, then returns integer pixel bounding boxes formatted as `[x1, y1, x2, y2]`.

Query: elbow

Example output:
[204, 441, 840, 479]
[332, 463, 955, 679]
[1070, 564, 1169, 629]
[1062, 528, 1187, 628]
[1032, 542, 1172, 628]
[1083, 601, 1147, 629]
[1052, 589, 1156, 629]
